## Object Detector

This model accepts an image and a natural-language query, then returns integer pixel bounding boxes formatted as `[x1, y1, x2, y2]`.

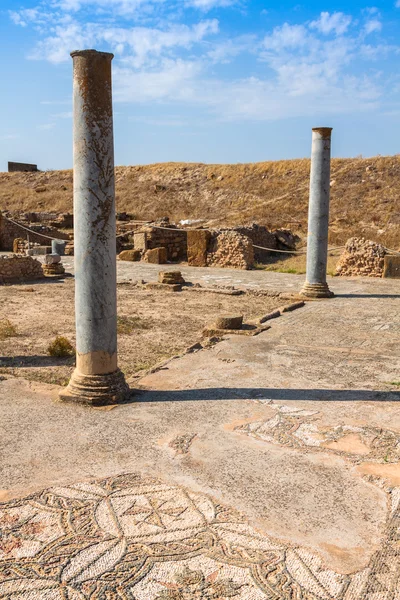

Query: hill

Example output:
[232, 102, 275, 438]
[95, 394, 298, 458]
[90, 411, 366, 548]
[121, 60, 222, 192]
[1, 155, 399, 247]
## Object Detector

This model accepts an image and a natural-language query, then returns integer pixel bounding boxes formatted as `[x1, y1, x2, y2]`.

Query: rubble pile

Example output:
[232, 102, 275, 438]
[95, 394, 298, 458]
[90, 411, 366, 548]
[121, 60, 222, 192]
[336, 237, 387, 277]
[207, 231, 254, 270]
[0, 255, 44, 283]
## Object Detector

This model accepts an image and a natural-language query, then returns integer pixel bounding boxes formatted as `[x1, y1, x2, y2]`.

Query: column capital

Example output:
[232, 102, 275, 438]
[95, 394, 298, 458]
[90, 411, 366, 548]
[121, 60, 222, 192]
[71, 49, 114, 60]
[312, 127, 333, 139]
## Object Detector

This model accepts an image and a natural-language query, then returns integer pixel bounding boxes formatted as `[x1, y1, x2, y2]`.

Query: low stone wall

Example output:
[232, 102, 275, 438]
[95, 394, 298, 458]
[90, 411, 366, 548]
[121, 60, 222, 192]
[207, 231, 254, 270]
[233, 224, 278, 262]
[0, 255, 44, 283]
[0, 214, 69, 251]
[336, 238, 387, 277]
[134, 224, 187, 261]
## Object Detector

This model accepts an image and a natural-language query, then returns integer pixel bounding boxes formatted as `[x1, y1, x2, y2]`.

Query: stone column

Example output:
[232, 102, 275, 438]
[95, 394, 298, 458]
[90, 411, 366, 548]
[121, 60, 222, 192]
[60, 49, 129, 406]
[300, 127, 334, 298]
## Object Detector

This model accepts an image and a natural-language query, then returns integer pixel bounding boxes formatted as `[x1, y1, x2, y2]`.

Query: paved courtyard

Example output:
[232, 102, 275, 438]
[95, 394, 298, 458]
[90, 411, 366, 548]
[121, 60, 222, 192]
[0, 269, 399, 599]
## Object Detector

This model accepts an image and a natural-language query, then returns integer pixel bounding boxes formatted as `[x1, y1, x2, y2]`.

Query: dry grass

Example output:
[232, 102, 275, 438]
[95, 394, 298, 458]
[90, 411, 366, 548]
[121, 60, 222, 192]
[0, 319, 17, 340]
[48, 336, 75, 357]
[0, 279, 283, 386]
[258, 253, 340, 276]
[1, 155, 399, 248]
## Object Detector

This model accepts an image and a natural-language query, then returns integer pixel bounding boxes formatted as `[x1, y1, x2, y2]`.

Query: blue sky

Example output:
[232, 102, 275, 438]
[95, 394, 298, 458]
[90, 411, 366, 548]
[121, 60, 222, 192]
[1, 0, 399, 170]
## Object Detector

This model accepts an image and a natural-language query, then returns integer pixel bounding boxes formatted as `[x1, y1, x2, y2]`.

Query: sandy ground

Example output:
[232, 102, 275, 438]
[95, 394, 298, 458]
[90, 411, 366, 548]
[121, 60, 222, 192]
[0, 278, 282, 386]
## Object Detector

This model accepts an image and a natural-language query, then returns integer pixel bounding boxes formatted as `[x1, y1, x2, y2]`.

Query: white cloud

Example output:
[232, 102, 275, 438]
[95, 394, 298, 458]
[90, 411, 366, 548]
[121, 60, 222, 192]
[114, 58, 202, 102]
[185, 0, 237, 8]
[9, 8, 44, 26]
[207, 34, 255, 62]
[55, 0, 165, 14]
[309, 11, 352, 35]
[8, 2, 400, 123]
[364, 18, 382, 34]
[263, 23, 308, 51]
[27, 17, 218, 63]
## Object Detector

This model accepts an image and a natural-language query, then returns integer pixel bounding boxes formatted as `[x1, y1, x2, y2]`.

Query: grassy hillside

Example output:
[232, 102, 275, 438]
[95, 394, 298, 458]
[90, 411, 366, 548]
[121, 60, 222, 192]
[1, 155, 399, 247]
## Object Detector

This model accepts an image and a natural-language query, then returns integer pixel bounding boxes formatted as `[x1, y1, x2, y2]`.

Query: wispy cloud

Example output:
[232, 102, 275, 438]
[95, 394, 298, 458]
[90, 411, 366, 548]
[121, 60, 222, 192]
[8, 2, 400, 122]
[309, 12, 352, 35]
[37, 123, 56, 130]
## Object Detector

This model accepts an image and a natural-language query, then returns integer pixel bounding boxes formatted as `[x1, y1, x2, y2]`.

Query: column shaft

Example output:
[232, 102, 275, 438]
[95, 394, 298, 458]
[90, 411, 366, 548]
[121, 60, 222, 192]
[60, 49, 128, 405]
[301, 127, 334, 298]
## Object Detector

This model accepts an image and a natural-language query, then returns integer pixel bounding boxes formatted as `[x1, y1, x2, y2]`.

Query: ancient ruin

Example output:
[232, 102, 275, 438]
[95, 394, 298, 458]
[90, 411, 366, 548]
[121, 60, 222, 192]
[0, 254, 43, 283]
[336, 237, 387, 277]
[1, 38, 400, 600]
[59, 49, 128, 406]
[301, 127, 334, 298]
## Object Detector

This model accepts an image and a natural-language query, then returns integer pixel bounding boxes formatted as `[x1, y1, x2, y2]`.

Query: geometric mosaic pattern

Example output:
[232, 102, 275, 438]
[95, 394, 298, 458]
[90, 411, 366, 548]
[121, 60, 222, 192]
[236, 404, 400, 464]
[0, 470, 399, 599]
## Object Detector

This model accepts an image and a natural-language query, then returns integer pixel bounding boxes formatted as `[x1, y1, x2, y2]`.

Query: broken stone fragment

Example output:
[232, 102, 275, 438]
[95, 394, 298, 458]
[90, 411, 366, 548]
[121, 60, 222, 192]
[144, 247, 167, 264]
[214, 316, 243, 330]
[118, 249, 141, 262]
[44, 253, 61, 265]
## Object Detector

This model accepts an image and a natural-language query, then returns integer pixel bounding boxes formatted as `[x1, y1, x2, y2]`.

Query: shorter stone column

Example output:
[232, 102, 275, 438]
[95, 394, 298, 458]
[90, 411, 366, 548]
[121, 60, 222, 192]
[301, 127, 334, 298]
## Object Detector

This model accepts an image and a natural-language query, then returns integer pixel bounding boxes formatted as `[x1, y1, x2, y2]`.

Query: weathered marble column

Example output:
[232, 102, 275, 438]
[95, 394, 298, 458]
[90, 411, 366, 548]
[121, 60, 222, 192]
[300, 127, 334, 298]
[60, 49, 129, 406]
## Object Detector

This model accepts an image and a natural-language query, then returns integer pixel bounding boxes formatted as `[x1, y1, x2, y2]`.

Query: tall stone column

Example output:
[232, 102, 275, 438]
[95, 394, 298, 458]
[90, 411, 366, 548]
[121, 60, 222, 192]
[300, 127, 334, 298]
[60, 49, 129, 406]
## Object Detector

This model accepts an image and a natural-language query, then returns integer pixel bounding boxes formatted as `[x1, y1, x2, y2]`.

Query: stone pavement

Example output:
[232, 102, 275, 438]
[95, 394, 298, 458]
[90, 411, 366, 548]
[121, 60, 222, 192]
[1, 272, 400, 599]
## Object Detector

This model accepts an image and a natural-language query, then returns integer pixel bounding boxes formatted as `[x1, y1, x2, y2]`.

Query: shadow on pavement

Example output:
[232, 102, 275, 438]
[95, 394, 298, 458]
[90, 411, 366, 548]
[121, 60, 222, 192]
[128, 387, 400, 403]
[335, 293, 400, 299]
[0, 356, 75, 368]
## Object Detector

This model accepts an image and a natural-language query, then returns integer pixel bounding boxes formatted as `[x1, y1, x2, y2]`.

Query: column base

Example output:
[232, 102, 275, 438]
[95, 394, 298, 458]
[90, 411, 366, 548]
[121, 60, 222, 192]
[59, 368, 130, 406]
[300, 281, 334, 299]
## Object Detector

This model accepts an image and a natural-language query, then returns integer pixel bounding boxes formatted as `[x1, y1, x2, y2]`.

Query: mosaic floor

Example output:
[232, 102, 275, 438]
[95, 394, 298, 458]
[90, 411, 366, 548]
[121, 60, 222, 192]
[0, 462, 399, 600]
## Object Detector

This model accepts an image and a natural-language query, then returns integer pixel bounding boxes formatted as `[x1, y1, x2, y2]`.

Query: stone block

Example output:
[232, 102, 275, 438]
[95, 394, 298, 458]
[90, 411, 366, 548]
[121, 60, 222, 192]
[42, 262, 65, 276]
[187, 230, 210, 267]
[13, 238, 25, 254]
[134, 232, 147, 252]
[214, 316, 243, 330]
[145, 247, 167, 264]
[44, 253, 62, 265]
[145, 283, 182, 292]
[27, 246, 52, 256]
[158, 271, 185, 284]
[118, 249, 142, 262]
[383, 255, 400, 278]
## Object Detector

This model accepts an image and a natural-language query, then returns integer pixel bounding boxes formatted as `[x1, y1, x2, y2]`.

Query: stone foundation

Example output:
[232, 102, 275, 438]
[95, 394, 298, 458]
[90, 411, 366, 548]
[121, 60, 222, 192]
[0, 255, 44, 284]
[336, 238, 387, 278]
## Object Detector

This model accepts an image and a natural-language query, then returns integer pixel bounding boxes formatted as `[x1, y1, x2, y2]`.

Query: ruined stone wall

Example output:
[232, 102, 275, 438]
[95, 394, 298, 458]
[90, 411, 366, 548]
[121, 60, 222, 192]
[20, 212, 73, 229]
[233, 224, 278, 262]
[8, 162, 38, 173]
[135, 226, 187, 261]
[0, 214, 69, 251]
[207, 231, 254, 270]
[336, 237, 387, 277]
[0, 255, 44, 283]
